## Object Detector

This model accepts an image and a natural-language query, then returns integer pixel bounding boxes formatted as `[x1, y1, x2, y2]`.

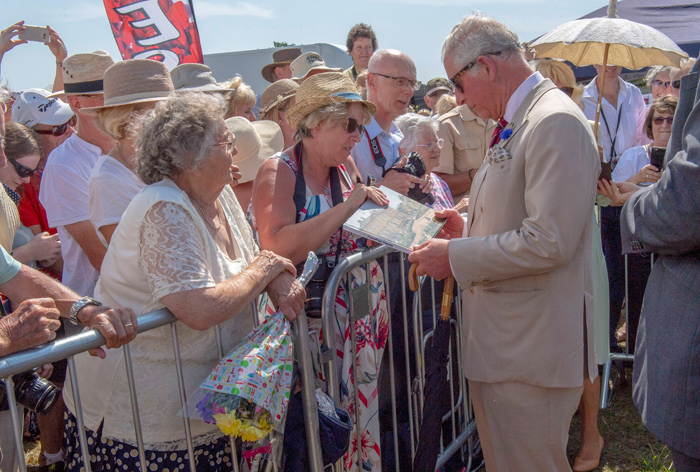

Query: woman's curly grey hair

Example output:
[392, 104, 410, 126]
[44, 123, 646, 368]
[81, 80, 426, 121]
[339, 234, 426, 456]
[645, 65, 678, 86]
[294, 102, 372, 141]
[441, 13, 522, 74]
[137, 92, 225, 185]
[394, 113, 439, 151]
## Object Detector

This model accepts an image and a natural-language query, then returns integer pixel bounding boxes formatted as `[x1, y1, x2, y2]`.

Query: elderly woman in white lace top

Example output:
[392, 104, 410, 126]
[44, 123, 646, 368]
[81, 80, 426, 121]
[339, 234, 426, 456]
[63, 92, 305, 472]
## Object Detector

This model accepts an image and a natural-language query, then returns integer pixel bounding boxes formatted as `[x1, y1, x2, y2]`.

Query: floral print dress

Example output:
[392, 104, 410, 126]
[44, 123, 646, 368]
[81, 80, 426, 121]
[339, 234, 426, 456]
[258, 152, 389, 472]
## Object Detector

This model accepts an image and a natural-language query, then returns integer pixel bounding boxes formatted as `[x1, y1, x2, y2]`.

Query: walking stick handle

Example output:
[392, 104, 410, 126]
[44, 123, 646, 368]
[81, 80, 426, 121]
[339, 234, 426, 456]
[408, 262, 420, 292]
[441, 276, 454, 321]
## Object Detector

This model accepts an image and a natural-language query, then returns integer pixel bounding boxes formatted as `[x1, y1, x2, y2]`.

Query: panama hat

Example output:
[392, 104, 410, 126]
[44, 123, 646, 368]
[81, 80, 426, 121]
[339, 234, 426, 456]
[286, 72, 377, 130]
[261, 48, 302, 83]
[81, 59, 174, 114]
[290, 52, 343, 81]
[170, 63, 233, 92]
[259, 79, 299, 117]
[12, 89, 74, 127]
[48, 50, 114, 98]
[226, 117, 283, 183]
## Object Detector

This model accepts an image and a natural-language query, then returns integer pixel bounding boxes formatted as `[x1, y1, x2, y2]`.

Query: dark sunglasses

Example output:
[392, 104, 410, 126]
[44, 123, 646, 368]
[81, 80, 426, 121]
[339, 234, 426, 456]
[10, 158, 39, 178]
[34, 115, 77, 137]
[653, 116, 673, 126]
[344, 117, 365, 135]
[671, 80, 681, 89]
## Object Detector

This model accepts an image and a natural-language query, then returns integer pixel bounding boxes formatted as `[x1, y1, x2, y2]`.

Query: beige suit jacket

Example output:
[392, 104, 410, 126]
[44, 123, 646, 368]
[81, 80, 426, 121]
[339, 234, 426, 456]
[448, 79, 599, 388]
[435, 105, 495, 202]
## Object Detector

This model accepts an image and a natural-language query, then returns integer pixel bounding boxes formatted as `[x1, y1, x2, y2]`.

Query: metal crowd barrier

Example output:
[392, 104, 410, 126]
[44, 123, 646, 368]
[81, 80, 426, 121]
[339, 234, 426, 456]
[0, 305, 323, 472]
[319, 246, 478, 472]
[600, 253, 654, 409]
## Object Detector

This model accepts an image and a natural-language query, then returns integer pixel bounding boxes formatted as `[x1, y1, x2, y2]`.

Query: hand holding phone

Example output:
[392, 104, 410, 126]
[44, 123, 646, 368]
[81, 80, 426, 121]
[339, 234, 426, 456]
[18, 25, 49, 43]
[649, 147, 666, 171]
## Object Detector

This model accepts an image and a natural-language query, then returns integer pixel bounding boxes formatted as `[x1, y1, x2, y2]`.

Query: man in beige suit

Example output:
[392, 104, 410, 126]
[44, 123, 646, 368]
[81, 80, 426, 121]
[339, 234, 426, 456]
[409, 14, 599, 471]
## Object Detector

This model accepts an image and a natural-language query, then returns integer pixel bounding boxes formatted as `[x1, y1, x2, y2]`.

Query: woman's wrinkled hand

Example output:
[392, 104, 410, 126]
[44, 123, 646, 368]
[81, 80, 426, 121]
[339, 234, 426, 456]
[597, 179, 641, 207]
[253, 250, 297, 284]
[346, 183, 389, 211]
[0, 21, 27, 55]
[27, 232, 61, 262]
[267, 272, 305, 321]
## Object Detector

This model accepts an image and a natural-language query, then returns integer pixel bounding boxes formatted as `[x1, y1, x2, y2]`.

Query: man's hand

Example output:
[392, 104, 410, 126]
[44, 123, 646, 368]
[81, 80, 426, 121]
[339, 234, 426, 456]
[0, 298, 61, 356]
[597, 179, 641, 207]
[434, 209, 464, 239]
[76, 305, 138, 358]
[266, 271, 306, 321]
[0, 21, 27, 56]
[408, 238, 453, 280]
[45, 26, 67, 63]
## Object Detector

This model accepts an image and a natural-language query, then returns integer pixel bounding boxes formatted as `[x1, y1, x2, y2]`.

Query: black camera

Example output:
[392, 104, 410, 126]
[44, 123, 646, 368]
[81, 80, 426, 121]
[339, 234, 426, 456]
[391, 152, 435, 205]
[298, 259, 333, 319]
[0, 369, 61, 414]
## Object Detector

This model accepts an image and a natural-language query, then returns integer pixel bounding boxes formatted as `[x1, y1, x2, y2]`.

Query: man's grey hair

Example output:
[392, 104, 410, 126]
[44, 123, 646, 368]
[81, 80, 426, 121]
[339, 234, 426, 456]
[137, 92, 226, 185]
[367, 49, 416, 78]
[442, 13, 522, 73]
[645, 65, 678, 86]
[394, 113, 439, 150]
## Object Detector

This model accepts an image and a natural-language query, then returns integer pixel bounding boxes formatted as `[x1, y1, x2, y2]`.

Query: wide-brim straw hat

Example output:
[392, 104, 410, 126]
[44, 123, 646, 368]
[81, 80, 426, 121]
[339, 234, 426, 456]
[226, 117, 284, 183]
[260, 79, 299, 117]
[261, 48, 302, 83]
[81, 59, 174, 114]
[286, 72, 376, 130]
[290, 52, 343, 81]
[170, 63, 233, 92]
[48, 50, 114, 98]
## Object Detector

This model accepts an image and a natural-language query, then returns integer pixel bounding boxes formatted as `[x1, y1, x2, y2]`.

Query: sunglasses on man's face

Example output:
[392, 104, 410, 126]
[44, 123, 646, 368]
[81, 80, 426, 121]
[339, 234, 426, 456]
[671, 80, 681, 89]
[10, 158, 39, 178]
[34, 115, 77, 137]
[343, 117, 365, 136]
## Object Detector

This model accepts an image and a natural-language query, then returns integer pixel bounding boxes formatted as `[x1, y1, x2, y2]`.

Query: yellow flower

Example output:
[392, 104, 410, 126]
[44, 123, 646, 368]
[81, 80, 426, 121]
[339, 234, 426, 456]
[213, 413, 243, 437]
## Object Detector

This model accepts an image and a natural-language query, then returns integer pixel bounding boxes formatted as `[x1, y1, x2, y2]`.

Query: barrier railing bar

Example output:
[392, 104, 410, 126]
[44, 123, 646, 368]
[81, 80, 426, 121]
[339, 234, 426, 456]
[67, 356, 92, 472]
[123, 343, 148, 470]
[383, 254, 400, 472]
[398, 253, 417, 463]
[214, 324, 240, 472]
[4, 376, 27, 472]
[170, 323, 197, 472]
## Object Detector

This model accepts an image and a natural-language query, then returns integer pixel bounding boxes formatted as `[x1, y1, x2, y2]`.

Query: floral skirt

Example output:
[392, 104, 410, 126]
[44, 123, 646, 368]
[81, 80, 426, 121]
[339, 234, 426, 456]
[64, 412, 233, 471]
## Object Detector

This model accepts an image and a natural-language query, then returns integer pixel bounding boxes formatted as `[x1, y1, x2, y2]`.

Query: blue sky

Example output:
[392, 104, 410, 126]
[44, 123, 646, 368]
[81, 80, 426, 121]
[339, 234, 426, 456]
[0, 0, 607, 92]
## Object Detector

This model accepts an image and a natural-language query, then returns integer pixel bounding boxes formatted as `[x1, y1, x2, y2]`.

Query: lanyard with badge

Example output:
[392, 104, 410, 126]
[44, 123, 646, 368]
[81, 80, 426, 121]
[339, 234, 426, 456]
[600, 104, 623, 168]
[365, 129, 388, 179]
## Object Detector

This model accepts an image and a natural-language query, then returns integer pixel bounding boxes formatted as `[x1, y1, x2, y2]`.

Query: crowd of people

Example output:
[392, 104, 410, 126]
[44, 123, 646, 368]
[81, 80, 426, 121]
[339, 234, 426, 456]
[0, 12, 698, 472]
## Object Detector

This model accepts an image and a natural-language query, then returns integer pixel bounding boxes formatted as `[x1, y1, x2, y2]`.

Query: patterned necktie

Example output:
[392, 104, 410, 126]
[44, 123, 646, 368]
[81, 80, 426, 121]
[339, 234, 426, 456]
[489, 117, 509, 148]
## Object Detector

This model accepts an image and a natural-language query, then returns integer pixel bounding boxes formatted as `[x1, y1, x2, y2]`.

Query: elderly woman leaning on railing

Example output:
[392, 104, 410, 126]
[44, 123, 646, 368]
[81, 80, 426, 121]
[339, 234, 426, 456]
[62, 92, 305, 472]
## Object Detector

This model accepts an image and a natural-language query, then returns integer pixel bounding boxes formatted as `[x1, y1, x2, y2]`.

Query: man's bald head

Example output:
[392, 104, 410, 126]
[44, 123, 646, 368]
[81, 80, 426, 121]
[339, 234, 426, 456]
[368, 49, 416, 78]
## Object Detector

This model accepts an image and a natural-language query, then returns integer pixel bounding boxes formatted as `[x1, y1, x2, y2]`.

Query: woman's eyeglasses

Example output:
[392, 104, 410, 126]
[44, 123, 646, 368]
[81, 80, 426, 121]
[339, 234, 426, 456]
[416, 138, 444, 152]
[650, 79, 671, 89]
[34, 116, 77, 137]
[214, 137, 236, 154]
[652, 116, 673, 126]
[10, 159, 39, 178]
[344, 117, 365, 135]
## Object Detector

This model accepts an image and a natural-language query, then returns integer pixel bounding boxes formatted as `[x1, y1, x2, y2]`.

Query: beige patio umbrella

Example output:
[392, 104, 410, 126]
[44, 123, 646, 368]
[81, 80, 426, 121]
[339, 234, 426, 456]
[528, 0, 688, 143]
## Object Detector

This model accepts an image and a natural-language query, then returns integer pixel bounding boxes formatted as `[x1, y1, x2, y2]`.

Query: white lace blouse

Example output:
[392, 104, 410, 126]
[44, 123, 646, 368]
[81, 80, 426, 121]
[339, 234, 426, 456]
[64, 178, 259, 450]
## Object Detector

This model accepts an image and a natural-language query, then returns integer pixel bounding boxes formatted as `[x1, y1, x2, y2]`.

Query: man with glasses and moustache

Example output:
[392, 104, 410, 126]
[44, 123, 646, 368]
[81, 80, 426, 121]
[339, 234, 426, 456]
[409, 14, 599, 471]
[39, 51, 115, 301]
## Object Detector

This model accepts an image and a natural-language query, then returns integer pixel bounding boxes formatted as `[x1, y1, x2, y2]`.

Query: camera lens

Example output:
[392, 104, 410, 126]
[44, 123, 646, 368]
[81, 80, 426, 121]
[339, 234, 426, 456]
[13, 372, 61, 414]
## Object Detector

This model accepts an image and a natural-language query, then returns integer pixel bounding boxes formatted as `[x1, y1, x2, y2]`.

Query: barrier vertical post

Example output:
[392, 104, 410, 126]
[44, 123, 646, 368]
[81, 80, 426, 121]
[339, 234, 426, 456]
[170, 324, 197, 472]
[123, 343, 148, 470]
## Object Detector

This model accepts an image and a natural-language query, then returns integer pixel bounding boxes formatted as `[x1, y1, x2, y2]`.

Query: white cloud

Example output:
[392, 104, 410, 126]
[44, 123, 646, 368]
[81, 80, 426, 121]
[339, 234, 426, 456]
[193, 1, 275, 19]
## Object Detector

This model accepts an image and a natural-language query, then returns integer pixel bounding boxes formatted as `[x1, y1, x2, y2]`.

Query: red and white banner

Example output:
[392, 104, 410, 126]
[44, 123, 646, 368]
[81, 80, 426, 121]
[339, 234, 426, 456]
[103, 0, 203, 68]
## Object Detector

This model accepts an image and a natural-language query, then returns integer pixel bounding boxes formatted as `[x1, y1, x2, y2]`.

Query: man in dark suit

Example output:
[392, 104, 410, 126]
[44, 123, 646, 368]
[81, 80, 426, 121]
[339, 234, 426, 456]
[620, 56, 700, 471]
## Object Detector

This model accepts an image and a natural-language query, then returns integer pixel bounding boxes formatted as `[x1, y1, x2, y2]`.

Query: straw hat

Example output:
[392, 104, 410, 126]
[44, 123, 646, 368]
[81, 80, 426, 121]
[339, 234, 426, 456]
[81, 59, 174, 114]
[259, 79, 299, 116]
[48, 50, 114, 98]
[261, 48, 302, 83]
[286, 72, 376, 130]
[170, 63, 233, 92]
[226, 117, 283, 183]
[290, 52, 343, 81]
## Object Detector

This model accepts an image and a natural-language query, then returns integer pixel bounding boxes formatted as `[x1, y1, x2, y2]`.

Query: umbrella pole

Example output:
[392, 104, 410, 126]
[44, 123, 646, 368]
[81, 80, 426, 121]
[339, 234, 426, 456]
[593, 43, 611, 157]
[441, 277, 454, 321]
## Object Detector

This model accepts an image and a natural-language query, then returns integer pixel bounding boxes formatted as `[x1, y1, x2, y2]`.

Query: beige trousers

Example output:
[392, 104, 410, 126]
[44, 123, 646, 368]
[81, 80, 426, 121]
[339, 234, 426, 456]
[469, 380, 582, 472]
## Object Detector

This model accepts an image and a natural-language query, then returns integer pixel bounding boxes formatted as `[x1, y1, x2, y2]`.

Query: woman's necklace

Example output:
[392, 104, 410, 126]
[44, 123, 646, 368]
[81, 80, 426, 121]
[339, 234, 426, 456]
[190, 197, 221, 231]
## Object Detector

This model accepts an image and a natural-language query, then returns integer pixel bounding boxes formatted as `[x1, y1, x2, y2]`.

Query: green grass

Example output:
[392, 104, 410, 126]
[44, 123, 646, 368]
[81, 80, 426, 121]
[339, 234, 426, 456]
[567, 365, 674, 472]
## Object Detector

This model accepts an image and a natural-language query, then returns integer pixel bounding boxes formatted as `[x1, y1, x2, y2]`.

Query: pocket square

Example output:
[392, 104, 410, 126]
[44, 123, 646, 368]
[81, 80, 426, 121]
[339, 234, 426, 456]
[486, 146, 512, 165]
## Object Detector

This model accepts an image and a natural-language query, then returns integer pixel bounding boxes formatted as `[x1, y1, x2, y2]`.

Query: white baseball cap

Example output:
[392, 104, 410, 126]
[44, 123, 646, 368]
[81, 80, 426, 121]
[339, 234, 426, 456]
[12, 88, 75, 128]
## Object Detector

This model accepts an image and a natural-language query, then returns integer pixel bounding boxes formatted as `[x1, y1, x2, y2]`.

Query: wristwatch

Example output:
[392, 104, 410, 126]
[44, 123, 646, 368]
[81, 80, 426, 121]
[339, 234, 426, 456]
[68, 296, 102, 325]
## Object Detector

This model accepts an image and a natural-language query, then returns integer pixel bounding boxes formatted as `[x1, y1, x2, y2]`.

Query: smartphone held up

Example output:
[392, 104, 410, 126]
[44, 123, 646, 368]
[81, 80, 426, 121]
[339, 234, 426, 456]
[18, 25, 49, 43]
